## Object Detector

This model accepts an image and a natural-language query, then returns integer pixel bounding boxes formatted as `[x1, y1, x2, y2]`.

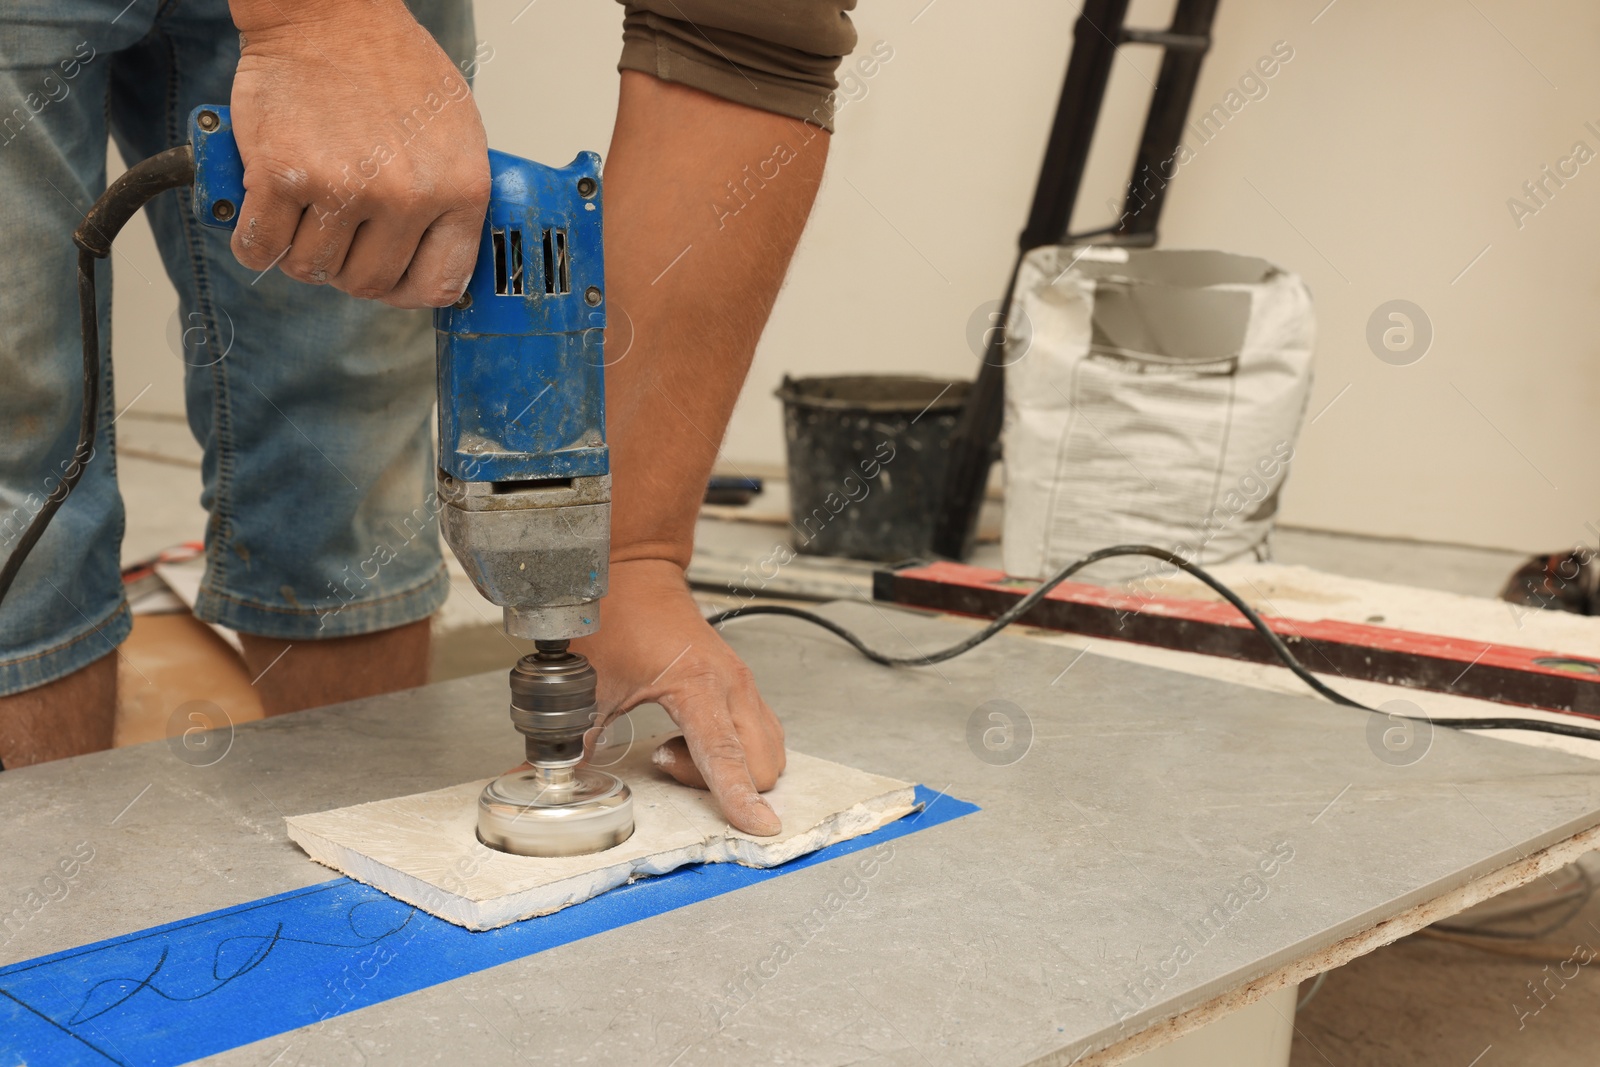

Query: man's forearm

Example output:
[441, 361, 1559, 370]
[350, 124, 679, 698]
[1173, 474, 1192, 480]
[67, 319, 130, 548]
[601, 72, 828, 568]
[229, 0, 408, 32]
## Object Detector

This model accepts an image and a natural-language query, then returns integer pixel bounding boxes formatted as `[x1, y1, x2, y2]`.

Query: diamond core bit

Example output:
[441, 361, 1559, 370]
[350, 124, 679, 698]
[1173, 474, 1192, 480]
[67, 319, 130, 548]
[477, 642, 636, 858]
[478, 765, 634, 857]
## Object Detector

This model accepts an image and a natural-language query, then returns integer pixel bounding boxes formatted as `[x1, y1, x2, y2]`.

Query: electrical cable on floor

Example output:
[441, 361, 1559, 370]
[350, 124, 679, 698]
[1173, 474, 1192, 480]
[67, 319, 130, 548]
[1307, 866, 1595, 965]
[706, 544, 1600, 745]
[1429, 864, 1595, 941]
[1433, 863, 1592, 930]
[1295, 972, 1328, 1011]
[1414, 928, 1594, 964]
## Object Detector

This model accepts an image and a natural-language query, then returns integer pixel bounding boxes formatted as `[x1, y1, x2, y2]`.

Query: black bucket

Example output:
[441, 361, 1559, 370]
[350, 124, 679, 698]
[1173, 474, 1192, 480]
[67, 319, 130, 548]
[776, 375, 970, 561]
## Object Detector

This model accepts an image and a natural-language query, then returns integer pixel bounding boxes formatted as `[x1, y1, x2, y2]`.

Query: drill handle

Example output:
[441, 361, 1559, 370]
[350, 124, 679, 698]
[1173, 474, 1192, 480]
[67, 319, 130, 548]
[188, 106, 244, 230]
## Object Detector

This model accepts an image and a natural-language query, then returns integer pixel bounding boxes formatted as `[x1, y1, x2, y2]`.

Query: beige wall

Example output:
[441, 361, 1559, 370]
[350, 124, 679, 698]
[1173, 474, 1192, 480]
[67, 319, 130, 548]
[112, 0, 1600, 553]
[1136, 0, 1600, 552]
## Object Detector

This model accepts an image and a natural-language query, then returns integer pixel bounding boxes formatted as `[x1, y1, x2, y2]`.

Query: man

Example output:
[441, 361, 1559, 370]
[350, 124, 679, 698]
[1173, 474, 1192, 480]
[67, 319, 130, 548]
[0, 0, 856, 836]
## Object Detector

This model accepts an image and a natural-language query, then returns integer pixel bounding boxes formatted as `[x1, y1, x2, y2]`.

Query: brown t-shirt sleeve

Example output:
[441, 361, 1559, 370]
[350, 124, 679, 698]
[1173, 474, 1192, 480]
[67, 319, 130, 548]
[616, 0, 858, 131]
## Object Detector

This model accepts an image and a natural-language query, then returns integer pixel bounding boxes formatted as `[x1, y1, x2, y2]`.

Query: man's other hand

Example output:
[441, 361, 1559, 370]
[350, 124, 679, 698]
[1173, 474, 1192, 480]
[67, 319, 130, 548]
[573, 559, 786, 837]
[227, 0, 490, 308]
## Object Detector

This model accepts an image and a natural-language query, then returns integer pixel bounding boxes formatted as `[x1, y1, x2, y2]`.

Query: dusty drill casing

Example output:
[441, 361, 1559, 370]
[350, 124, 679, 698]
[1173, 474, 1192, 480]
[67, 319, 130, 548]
[434, 149, 610, 644]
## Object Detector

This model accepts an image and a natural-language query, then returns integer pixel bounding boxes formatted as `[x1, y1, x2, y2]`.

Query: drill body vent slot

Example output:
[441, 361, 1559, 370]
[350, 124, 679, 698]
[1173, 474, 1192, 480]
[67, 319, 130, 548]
[543, 228, 570, 294]
[491, 227, 526, 296]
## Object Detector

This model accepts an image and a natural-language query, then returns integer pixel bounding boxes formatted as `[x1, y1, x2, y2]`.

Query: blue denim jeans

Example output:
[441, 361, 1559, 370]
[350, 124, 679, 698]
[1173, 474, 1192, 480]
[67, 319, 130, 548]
[0, 0, 473, 695]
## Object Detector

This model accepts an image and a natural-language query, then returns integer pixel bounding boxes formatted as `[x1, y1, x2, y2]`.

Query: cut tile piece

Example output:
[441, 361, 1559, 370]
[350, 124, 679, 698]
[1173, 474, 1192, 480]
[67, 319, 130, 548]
[284, 738, 917, 930]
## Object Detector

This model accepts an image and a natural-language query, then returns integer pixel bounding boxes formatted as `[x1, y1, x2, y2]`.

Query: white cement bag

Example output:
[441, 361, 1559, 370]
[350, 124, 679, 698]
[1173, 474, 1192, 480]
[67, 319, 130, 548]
[1001, 246, 1314, 584]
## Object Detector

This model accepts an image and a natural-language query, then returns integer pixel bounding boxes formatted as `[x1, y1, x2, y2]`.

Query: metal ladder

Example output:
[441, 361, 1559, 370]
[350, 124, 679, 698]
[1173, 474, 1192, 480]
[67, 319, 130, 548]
[931, 0, 1223, 560]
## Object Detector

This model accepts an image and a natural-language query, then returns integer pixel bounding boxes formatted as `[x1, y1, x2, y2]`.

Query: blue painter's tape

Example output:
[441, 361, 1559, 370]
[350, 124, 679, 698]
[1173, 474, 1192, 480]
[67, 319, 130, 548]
[0, 785, 975, 1066]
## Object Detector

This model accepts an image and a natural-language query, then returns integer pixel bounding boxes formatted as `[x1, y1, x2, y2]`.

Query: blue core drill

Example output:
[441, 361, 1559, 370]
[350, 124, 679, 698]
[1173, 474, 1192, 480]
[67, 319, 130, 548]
[189, 106, 633, 857]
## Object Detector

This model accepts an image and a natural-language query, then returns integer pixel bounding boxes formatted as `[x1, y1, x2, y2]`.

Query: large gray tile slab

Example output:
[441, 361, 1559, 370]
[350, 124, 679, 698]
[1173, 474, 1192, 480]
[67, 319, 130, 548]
[3, 603, 1599, 1065]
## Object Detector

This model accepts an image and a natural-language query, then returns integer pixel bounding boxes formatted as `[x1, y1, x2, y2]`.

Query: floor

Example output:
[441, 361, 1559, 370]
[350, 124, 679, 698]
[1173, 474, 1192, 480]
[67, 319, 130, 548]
[1290, 871, 1600, 1067]
[109, 438, 1597, 1065]
[1270, 526, 1527, 601]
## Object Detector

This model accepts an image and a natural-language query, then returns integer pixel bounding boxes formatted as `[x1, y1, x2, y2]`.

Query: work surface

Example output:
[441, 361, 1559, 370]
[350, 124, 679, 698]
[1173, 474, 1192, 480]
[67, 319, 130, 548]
[5, 604, 1600, 1066]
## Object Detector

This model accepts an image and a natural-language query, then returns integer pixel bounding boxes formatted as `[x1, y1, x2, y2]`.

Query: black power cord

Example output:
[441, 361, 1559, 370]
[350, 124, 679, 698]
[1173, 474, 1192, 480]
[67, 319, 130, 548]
[0, 145, 196, 607]
[706, 544, 1600, 745]
[0, 145, 195, 773]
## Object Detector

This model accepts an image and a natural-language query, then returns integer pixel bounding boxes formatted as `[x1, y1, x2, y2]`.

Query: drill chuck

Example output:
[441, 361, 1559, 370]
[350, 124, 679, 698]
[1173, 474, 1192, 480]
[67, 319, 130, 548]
[509, 642, 598, 767]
